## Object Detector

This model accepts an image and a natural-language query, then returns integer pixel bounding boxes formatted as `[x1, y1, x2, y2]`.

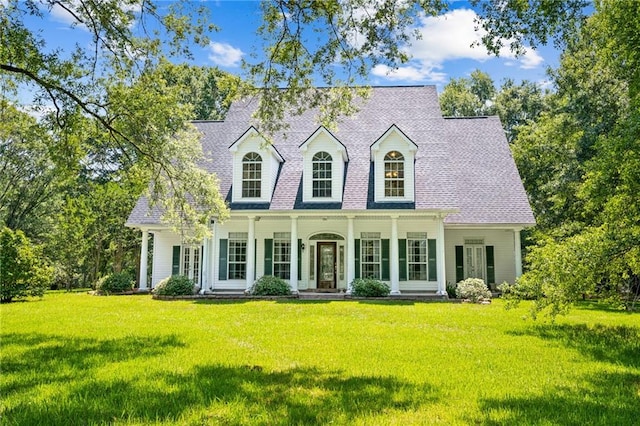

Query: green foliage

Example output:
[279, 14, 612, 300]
[250, 275, 291, 296]
[350, 278, 390, 297]
[0, 227, 51, 303]
[154, 275, 195, 296]
[455, 278, 491, 303]
[95, 272, 134, 295]
[446, 283, 457, 299]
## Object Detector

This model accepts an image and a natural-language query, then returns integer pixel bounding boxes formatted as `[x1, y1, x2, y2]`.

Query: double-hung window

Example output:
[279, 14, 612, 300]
[228, 232, 247, 280]
[242, 152, 262, 198]
[361, 232, 381, 279]
[312, 151, 332, 198]
[407, 232, 427, 280]
[273, 232, 291, 279]
[384, 151, 404, 197]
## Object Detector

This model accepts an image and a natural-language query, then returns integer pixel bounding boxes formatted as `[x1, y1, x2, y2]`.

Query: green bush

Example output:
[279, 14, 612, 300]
[250, 275, 291, 296]
[446, 282, 457, 299]
[154, 275, 195, 296]
[95, 272, 134, 294]
[350, 278, 390, 297]
[0, 227, 51, 303]
[455, 278, 491, 302]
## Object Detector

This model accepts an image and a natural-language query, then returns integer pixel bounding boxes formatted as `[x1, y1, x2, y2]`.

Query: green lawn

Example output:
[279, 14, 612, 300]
[1, 293, 638, 425]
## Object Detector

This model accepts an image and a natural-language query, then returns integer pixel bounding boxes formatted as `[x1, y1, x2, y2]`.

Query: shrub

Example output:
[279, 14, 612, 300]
[350, 278, 390, 297]
[0, 227, 51, 303]
[95, 272, 134, 294]
[446, 282, 457, 299]
[455, 278, 491, 302]
[251, 275, 291, 296]
[154, 275, 195, 296]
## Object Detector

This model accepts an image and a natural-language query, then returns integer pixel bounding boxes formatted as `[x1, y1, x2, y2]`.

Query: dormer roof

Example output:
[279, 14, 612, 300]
[299, 126, 348, 162]
[229, 126, 284, 163]
[370, 124, 418, 159]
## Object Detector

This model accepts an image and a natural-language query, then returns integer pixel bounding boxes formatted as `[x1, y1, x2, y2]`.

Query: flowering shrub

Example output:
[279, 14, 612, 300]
[455, 278, 491, 302]
[154, 275, 195, 296]
[350, 278, 390, 297]
[251, 275, 291, 296]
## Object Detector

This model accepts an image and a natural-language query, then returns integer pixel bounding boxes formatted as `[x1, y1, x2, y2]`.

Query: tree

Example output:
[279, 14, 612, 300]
[0, 100, 69, 239]
[505, 1, 640, 316]
[0, 227, 51, 303]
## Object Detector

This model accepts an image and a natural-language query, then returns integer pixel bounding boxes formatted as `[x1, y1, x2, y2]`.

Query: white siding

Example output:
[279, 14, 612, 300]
[150, 231, 182, 288]
[230, 132, 282, 203]
[444, 228, 517, 286]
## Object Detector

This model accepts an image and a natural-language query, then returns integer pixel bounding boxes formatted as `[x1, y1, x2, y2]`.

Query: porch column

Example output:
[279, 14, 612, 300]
[200, 235, 208, 294]
[436, 218, 447, 296]
[245, 216, 256, 293]
[210, 220, 218, 291]
[346, 216, 355, 293]
[290, 215, 299, 294]
[514, 228, 523, 279]
[139, 229, 149, 291]
[390, 216, 400, 295]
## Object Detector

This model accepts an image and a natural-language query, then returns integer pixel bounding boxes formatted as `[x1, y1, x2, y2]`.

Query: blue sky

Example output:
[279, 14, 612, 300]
[23, 0, 561, 93]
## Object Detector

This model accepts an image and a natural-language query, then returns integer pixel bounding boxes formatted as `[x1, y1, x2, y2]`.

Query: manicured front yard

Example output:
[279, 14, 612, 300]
[1, 292, 638, 425]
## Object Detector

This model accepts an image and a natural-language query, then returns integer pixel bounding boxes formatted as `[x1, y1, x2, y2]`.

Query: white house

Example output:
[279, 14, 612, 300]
[126, 86, 535, 294]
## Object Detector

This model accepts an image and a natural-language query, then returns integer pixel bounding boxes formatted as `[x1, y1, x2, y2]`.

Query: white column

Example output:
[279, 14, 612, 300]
[200, 236, 208, 294]
[245, 216, 256, 293]
[390, 216, 400, 295]
[514, 228, 523, 279]
[139, 229, 149, 291]
[290, 216, 299, 294]
[347, 216, 355, 294]
[436, 218, 447, 295]
[210, 220, 218, 291]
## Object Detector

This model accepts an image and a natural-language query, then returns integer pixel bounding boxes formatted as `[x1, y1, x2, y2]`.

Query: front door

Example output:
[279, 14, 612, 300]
[465, 245, 485, 280]
[317, 242, 336, 290]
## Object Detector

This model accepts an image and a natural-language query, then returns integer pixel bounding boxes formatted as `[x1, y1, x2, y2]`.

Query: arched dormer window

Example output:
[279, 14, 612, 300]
[312, 151, 332, 198]
[384, 151, 404, 197]
[242, 152, 262, 198]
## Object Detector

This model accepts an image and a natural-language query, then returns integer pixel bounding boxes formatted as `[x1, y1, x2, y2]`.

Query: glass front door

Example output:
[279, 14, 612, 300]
[317, 242, 336, 290]
[465, 245, 485, 280]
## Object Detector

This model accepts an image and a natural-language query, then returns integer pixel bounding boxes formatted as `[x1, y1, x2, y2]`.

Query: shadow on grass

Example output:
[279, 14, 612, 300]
[2, 332, 440, 425]
[477, 323, 640, 425]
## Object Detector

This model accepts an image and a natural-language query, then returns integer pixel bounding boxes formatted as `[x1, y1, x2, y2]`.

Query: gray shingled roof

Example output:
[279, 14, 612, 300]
[127, 86, 535, 226]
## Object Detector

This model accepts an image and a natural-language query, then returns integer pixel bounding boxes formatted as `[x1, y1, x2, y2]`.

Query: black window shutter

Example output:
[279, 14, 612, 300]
[354, 239, 360, 279]
[264, 239, 273, 276]
[298, 239, 302, 281]
[399, 239, 407, 281]
[171, 246, 181, 276]
[381, 239, 390, 281]
[486, 246, 495, 285]
[455, 245, 464, 283]
[428, 239, 437, 281]
[254, 239, 257, 281]
[218, 239, 228, 281]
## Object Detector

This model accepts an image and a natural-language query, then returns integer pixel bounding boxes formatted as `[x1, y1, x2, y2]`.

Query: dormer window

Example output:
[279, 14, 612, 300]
[242, 152, 262, 198]
[370, 125, 417, 203]
[384, 151, 404, 197]
[312, 151, 332, 198]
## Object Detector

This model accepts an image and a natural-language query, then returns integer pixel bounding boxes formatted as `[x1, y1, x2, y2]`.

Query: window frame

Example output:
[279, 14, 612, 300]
[273, 232, 291, 280]
[228, 232, 248, 280]
[384, 151, 405, 197]
[360, 232, 381, 279]
[407, 233, 427, 281]
[241, 152, 262, 198]
[312, 151, 333, 198]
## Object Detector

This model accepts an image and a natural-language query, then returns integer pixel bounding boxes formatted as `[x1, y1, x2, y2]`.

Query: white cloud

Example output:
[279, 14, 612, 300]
[371, 64, 447, 83]
[373, 8, 545, 82]
[207, 41, 244, 67]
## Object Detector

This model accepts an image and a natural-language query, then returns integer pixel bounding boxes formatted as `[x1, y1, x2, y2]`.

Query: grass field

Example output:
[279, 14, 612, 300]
[1, 292, 639, 425]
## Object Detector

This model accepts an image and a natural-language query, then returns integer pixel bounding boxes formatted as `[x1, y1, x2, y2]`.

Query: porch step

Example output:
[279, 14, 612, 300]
[298, 292, 346, 300]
